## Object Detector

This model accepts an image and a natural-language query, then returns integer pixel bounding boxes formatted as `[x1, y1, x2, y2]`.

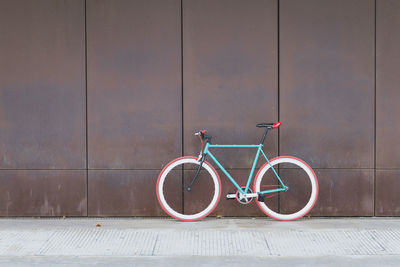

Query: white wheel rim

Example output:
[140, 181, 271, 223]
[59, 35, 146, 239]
[158, 158, 220, 221]
[255, 157, 317, 220]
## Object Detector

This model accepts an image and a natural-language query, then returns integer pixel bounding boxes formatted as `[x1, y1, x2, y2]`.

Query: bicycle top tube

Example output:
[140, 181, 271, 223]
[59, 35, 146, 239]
[207, 144, 261, 148]
[204, 143, 262, 155]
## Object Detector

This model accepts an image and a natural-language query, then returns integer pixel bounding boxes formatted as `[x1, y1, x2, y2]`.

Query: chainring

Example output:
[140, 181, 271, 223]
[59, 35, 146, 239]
[236, 187, 254, 204]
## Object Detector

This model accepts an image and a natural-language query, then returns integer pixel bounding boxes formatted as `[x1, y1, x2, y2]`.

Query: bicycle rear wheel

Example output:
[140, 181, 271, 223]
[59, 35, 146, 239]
[254, 156, 318, 221]
[156, 156, 221, 221]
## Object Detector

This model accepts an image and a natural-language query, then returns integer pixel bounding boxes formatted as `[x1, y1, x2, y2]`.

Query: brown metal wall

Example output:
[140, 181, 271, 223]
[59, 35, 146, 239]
[0, 0, 399, 216]
[0, 0, 86, 216]
[376, 0, 400, 216]
[280, 0, 375, 216]
[86, 0, 181, 216]
[183, 0, 277, 216]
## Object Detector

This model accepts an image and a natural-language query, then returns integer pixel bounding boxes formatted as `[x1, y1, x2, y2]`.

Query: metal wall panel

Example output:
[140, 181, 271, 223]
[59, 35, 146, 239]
[183, 0, 278, 169]
[0, 170, 86, 216]
[280, 0, 374, 169]
[0, 0, 86, 169]
[88, 170, 164, 216]
[376, 170, 400, 216]
[376, 0, 400, 169]
[87, 0, 181, 169]
[310, 169, 374, 216]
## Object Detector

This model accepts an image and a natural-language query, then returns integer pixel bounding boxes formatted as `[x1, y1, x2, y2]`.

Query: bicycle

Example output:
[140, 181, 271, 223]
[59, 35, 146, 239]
[156, 122, 318, 221]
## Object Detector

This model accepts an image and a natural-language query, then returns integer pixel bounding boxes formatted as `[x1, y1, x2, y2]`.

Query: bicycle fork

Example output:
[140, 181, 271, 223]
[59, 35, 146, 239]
[186, 154, 206, 191]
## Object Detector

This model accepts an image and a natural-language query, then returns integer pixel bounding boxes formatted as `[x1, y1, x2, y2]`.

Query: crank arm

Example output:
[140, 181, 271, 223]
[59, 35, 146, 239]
[242, 193, 258, 198]
[226, 193, 258, 199]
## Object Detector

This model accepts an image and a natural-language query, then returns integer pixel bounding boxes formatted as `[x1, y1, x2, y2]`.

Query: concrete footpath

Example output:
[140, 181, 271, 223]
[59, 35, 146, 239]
[0, 217, 399, 266]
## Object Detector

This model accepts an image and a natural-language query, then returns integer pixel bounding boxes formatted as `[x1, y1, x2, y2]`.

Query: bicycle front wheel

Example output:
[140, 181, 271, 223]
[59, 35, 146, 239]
[156, 156, 221, 221]
[254, 156, 318, 221]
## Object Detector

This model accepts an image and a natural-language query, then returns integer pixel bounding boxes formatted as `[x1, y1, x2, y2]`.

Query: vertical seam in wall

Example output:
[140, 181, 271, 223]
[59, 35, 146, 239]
[373, 0, 377, 216]
[84, 0, 89, 217]
[181, 0, 185, 214]
[277, 0, 280, 157]
[277, 0, 281, 213]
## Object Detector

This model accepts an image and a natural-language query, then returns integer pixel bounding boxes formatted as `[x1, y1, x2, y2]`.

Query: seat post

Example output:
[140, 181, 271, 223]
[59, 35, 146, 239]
[260, 128, 269, 145]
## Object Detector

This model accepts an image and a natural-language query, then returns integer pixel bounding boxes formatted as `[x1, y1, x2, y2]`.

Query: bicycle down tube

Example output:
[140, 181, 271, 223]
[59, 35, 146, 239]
[203, 143, 287, 195]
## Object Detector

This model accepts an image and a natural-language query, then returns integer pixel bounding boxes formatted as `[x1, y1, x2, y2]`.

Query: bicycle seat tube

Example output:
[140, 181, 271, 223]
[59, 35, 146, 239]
[260, 128, 269, 145]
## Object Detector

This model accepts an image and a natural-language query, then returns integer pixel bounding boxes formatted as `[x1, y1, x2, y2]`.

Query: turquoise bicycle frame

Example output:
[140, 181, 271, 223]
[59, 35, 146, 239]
[202, 143, 287, 195]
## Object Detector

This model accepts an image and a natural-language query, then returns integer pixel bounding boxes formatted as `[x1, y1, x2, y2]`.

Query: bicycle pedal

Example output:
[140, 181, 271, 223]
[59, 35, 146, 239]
[226, 193, 236, 200]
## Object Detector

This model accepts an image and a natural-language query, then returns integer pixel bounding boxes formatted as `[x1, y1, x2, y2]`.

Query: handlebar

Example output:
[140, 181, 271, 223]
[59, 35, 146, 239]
[194, 130, 208, 137]
[194, 130, 207, 135]
[194, 130, 211, 142]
